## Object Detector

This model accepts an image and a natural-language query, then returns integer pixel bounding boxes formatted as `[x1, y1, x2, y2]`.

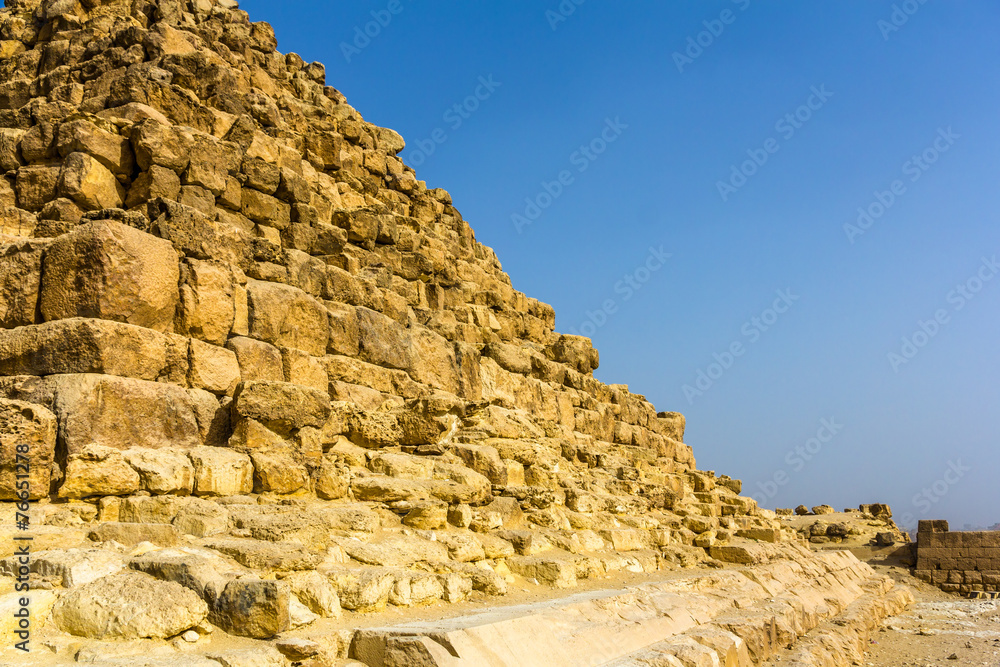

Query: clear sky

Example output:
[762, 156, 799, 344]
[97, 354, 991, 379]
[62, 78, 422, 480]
[241, 0, 1000, 532]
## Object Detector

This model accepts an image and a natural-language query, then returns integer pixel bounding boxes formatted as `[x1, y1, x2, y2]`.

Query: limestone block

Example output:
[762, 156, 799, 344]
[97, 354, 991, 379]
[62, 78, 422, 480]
[0, 238, 46, 328]
[355, 306, 411, 370]
[246, 279, 328, 356]
[56, 120, 134, 178]
[226, 336, 284, 382]
[88, 522, 180, 547]
[178, 259, 236, 345]
[58, 152, 125, 210]
[184, 136, 232, 196]
[119, 495, 182, 524]
[0, 319, 170, 380]
[0, 128, 24, 172]
[59, 445, 141, 498]
[210, 579, 290, 639]
[325, 300, 360, 356]
[279, 346, 328, 392]
[314, 456, 349, 500]
[123, 448, 195, 495]
[189, 339, 240, 395]
[14, 164, 60, 212]
[231, 380, 330, 433]
[327, 568, 394, 612]
[449, 443, 507, 486]
[173, 498, 229, 537]
[280, 570, 341, 618]
[188, 446, 253, 496]
[52, 572, 208, 639]
[0, 548, 124, 588]
[40, 220, 180, 333]
[42, 374, 202, 454]
[132, 119, 194, 172]
[250, 450, 308, 494]
[126, 165, 182, 207]
[0, 399, 55, 500]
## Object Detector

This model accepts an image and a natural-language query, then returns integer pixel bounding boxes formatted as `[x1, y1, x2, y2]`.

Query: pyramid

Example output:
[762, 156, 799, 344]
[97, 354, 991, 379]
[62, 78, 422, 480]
[0, 1, 914, 664]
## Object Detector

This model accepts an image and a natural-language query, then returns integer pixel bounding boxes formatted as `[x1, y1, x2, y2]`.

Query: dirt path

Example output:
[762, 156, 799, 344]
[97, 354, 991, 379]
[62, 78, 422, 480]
[865, 564, 1000, 666]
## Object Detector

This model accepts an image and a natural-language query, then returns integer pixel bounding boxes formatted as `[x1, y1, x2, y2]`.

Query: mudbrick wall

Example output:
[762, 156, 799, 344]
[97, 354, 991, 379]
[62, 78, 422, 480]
[915, 520, 1000, 595]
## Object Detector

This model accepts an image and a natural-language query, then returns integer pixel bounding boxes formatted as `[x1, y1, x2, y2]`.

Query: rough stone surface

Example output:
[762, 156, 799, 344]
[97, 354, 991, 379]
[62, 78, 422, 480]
[52, 572, 208, 639]
[40, 220, 180, 332]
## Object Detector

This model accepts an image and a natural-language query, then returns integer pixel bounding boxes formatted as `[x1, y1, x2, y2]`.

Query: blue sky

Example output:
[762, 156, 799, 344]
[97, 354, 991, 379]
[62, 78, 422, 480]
[241, 0, 1000, 531]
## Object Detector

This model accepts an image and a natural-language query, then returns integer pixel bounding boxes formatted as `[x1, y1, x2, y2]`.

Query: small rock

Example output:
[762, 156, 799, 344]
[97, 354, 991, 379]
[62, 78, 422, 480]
[275, 636, 321, 660]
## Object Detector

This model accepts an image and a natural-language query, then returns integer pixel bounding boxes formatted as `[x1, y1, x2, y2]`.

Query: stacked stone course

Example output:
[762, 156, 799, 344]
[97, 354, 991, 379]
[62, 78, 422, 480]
[914, 520, 1000, 595]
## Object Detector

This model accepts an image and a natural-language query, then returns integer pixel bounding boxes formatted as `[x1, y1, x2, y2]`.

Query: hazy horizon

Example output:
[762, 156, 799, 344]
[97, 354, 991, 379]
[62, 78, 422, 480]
[242, 0, 1000, 532]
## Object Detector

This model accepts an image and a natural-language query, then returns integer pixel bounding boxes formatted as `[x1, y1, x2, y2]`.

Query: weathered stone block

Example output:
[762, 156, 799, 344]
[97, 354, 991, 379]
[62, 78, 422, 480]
[56, 120, 134, 178]
[189, 339, 240, 395]
[59, 444, 141, 498]
[177, 259, 236, 345]
[58, 152, 125, 211]
[43, 374, 203, 454]
[52, 572, 207, 639]
[226, 336, 284, 382]
[210, 579, 290, 639]
[188, 446, 253, 496]
[0, 238, 46, 329]
[41, 220, 180, 333]
[231, 380, 330, 433]
[0, 399, 56, 500]
[246, 279, 328, 356]
[123, 448, 195, 495]
[15, 164, 60, 212]
[356, 306, 410, 370]
[0, 319, 171, 380]
[251, 451, 308, 494]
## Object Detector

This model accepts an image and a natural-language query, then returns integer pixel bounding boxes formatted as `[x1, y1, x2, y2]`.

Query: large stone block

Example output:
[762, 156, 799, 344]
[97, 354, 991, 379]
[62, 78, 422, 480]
[0, 238, 46, 329]
[177, 259, 236, 345]
[0, 399, 56, 500]
[210, 579, 290, 639]
[231, 380, 330, 433]
[188, 446, 253, 496]
[56, 120, 135, 178]
[40, 220, 180, 333]
[41, 374, 203, 455]
[226, 336, 284, 382]
[123, 448, 195, 495]
[188, 339, 240, 395]
[355, 306, 411, 370]
[58, 152, 126, 211]
[59, 445, 141, 498]
[14, 164, 60, 212]
[52, 571, 207, 639]
[408, 324, 460, 393]
[0, 318, 172, 380]
[246, 279, 328, 356]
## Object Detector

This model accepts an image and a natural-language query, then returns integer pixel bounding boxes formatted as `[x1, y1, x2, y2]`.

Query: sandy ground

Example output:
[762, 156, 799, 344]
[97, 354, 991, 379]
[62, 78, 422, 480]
[864, 563, 1000, 667]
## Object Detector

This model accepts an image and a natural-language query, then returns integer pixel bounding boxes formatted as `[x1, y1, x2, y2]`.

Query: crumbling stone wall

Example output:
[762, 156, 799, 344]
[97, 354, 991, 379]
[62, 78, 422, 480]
[914, 520, 1000, 595]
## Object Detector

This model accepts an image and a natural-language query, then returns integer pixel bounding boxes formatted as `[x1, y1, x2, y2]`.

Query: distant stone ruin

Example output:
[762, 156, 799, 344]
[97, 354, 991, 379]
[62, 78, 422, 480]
[915, 520, 1000, 596]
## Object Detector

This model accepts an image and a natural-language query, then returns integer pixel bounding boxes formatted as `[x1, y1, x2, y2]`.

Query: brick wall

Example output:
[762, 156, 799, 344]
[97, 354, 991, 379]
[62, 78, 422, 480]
[914, 520, 1000, 595]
